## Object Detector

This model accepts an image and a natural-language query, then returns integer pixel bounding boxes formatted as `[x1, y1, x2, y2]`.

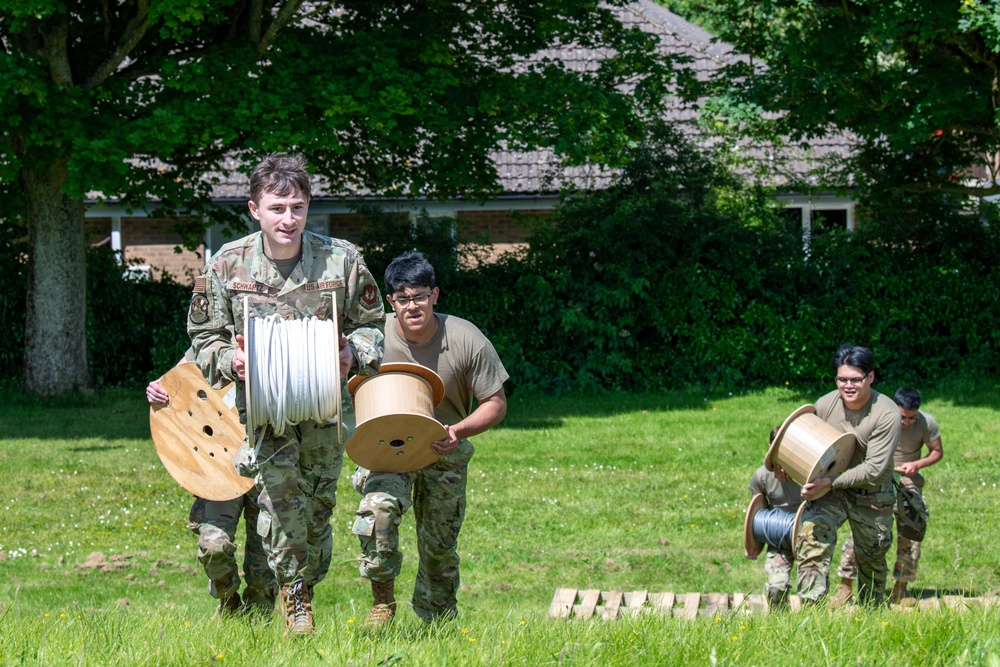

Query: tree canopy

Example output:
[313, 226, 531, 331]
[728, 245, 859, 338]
[705, 0, 1000, 197]
[0, 0, 674, 395]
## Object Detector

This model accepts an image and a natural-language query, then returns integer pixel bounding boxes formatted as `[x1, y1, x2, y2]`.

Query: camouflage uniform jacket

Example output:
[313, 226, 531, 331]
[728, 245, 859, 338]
[187, 230, 385, 399]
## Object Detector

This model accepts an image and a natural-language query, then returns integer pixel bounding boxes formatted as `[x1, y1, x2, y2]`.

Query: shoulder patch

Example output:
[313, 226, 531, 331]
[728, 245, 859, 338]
[189, 294, 210, 325]
[361, 284, 379, 308]
[193, 275, 206, 294]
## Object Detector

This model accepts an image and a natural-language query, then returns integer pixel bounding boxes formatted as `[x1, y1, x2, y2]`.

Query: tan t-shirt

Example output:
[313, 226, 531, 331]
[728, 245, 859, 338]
[896, 410, 940, 487]
[383, 313, 508, 428]
[815, 388, 901, 492]
[748, 465, 803, 512]
[896, 411, 940, 464]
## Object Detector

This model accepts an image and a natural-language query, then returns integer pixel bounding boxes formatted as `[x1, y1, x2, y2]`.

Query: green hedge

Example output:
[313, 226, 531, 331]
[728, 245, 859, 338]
[446, 128, 1000, 393]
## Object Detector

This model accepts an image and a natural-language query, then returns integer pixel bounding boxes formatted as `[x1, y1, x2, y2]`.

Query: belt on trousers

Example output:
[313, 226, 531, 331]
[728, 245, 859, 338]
[852, 481, 892, 496]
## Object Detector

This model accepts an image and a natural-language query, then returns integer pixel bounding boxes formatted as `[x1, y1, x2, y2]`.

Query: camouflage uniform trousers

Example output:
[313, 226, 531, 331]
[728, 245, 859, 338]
[763, 547, 794, 607]
[352, 440, 473, 622]
[187, 494, 277, 612]
[241, 419, 347, 587]
[794, 487, 895, 605]
[836, 475, 923, 583]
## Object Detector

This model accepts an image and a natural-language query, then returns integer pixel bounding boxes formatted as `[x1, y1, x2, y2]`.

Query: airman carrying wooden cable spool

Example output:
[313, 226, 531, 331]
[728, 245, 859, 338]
[188, 153, 385, 636]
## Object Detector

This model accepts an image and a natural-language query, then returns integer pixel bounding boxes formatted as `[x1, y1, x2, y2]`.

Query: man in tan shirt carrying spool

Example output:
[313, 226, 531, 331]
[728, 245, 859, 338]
[781, 344, 901, 606]
[351, 250, 509, 628]
[831, 386, 943, 606]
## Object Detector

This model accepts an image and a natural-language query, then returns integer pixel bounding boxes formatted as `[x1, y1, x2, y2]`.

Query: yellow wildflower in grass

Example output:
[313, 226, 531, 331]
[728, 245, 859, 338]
[715, 617, 721, 622]
[731, 635, 738, 641]
[216, 654, 225, 661]
[60, 613, 67, 618]
[184, 621, 191, 627]
[461, 628, 469, 634]
[44, 614, 49, 618]
[348, 617, 355, 625]
[882, 621, 888, 626]
[468, 637, 476, 643]
[519, 620, 526, 625]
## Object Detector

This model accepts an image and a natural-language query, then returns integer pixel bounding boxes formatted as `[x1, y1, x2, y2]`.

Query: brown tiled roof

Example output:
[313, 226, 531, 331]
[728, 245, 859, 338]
[492, 1, 857, 194]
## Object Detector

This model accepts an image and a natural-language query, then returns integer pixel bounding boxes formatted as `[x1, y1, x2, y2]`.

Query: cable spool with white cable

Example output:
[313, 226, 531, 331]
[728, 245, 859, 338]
[243, 295, 344, 443]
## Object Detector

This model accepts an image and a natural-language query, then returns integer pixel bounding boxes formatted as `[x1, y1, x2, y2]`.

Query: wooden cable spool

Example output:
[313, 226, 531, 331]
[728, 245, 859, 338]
[346, 362, 447, 473]
[764, 404, 856, 498]
[243, 294, 344, 445]
[149, 363, 255, 501]
[743, 493, 807, 560]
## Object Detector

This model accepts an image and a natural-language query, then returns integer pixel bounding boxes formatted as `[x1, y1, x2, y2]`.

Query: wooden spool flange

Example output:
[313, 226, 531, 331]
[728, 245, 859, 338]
[764, 404, 856, 496]
[346, 363, 447, 473]
[149, 363, 254, 501]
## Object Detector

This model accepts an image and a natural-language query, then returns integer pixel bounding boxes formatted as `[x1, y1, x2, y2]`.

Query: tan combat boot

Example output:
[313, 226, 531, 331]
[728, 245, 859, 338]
[279, 581, 315, 636]
[210, 591, 242, 621]
[364, 578, 396, 629]
[890, 581, 909, 604]
[828, 578, 854, 609]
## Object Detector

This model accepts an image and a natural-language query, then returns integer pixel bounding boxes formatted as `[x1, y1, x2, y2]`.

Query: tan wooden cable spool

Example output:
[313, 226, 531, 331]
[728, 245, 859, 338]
[743, 493, 807, 560]
[149, 362, 254, 501]
[764, 404, 856, 497]
[346, 362, 447, 473]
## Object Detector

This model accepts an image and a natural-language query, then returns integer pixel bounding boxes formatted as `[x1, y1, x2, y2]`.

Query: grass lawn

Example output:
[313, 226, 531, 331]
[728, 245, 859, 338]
[0, 381, 998, 665]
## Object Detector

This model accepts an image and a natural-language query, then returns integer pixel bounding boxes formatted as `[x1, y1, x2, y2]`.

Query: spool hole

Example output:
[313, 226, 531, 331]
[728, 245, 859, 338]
[825, 460, 837, 472]
[197, 390, 208, 400]
[389, 439, 405, 449]
[203, 425, 214, 437]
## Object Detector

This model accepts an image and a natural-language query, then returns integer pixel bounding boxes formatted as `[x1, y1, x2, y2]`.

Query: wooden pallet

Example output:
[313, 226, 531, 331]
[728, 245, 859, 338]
[548, 588, 999, 619]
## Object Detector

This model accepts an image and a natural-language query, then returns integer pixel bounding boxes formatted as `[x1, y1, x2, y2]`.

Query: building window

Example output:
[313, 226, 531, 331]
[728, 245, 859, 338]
[809, 208, 849, 236]
[305, 215, 330, 236]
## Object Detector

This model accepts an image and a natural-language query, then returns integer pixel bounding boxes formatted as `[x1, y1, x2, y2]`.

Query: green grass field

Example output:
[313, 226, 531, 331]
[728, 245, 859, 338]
[1, 382, 998, 665]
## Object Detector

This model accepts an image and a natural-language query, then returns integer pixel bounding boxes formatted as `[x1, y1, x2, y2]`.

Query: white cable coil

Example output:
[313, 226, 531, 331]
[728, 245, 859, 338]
[246, 314, 340, 436]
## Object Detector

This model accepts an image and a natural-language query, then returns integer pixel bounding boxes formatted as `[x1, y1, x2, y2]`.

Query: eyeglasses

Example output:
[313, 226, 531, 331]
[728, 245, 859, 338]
[390, 292, 432, 308]
[835, 376, 868, 386]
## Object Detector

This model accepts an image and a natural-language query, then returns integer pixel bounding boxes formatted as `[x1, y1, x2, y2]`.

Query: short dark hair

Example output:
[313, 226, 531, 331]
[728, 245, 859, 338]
[769, 426, 780, 444]
[894, 386, 922, 411]
[384, 250, 436, 295]
[831, 344, 875, 376]
[249, 153, 311, 204]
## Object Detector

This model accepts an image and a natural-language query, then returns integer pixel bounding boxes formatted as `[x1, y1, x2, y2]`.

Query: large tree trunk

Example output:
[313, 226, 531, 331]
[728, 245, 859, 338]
[21, 160, 91, 396]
